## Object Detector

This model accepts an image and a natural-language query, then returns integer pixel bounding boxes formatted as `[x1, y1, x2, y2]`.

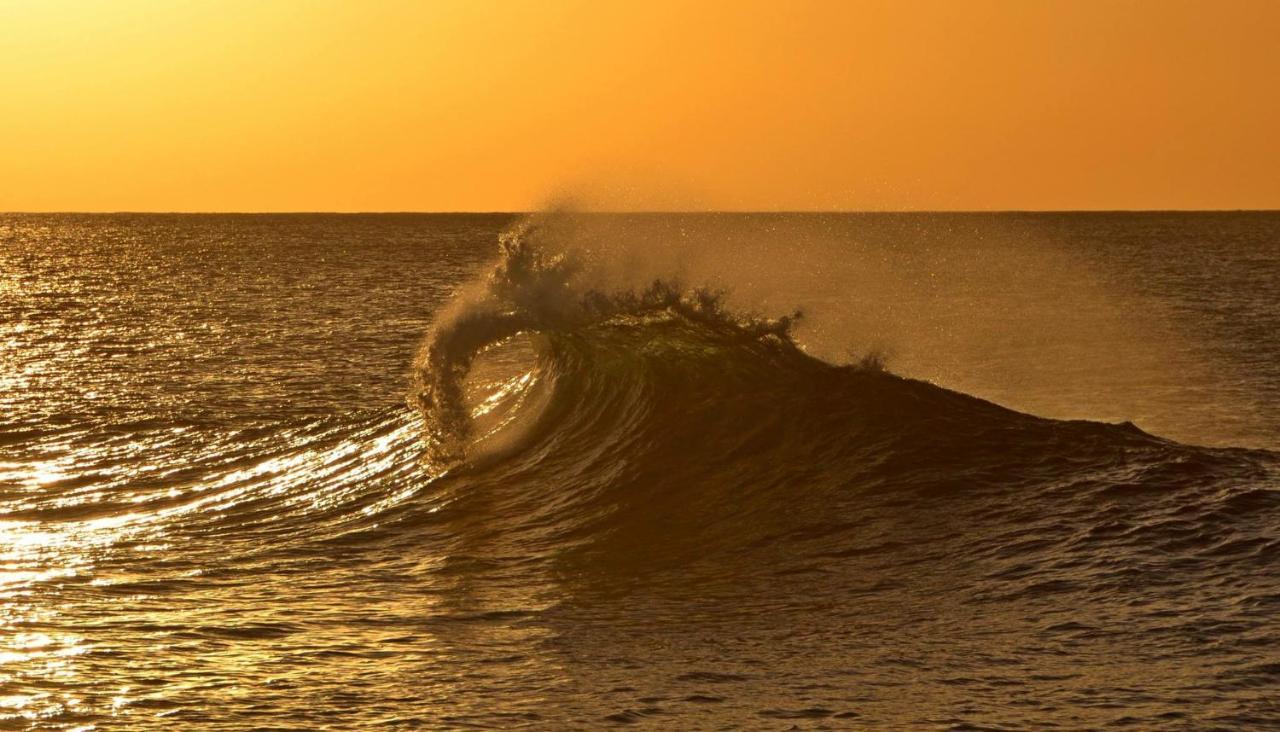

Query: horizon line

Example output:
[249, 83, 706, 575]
[3, 208, 1279, 215]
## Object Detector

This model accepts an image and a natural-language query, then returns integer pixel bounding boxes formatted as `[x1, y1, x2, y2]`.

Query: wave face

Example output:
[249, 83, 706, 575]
[3, 213, 1280, 729]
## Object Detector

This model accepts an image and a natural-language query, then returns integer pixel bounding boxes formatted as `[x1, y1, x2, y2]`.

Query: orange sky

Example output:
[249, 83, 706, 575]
[2, 0, 1278, 212]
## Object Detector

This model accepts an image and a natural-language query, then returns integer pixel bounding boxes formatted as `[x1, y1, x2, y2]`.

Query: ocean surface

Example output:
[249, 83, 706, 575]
[2, 211, 1278, 730]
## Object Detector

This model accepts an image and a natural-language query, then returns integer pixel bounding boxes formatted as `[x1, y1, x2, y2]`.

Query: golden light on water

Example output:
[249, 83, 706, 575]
[0, 410, 451, 724]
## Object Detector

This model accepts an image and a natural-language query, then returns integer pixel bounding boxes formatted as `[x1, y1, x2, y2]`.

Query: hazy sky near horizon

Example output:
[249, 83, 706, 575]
[2, 0, 1278, 212]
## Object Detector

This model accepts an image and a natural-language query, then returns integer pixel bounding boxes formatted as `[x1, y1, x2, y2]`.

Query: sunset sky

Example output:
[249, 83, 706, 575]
[2, 0, 1278, 212]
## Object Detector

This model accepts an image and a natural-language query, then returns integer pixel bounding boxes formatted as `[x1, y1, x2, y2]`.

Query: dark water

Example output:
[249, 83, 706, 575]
[1, 212, 1278, 729]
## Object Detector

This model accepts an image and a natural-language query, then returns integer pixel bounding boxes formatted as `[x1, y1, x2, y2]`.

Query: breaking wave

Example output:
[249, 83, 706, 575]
[404, 219, 1276, 572]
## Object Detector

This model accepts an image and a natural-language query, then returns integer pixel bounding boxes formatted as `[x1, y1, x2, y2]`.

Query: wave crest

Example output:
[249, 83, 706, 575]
[410, 219, 804, 461]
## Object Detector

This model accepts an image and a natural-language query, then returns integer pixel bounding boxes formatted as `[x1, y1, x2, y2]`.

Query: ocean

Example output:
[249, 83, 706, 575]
[2, 211, 1278, 729]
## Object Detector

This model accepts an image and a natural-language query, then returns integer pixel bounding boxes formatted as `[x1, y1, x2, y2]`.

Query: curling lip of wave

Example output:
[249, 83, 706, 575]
[410, 219, 803, 462]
